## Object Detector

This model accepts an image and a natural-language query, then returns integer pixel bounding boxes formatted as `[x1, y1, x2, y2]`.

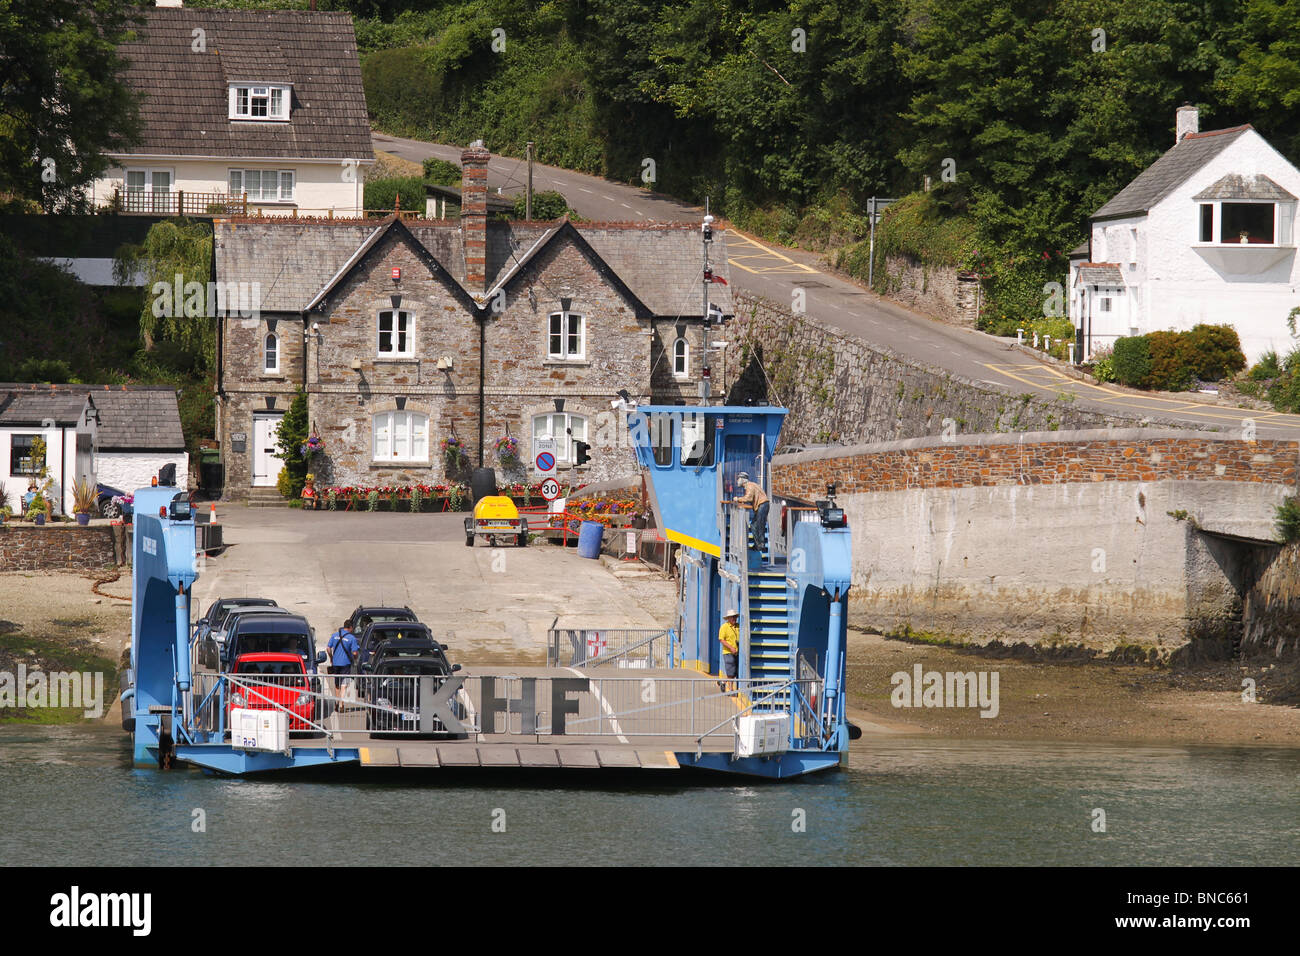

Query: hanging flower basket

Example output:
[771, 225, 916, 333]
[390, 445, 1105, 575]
[495, 434, 520, 468]
[300, 431, 325, 460]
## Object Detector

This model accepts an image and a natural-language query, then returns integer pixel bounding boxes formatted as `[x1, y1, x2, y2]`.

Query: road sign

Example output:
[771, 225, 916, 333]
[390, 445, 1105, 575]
[540, 477, 561, 501]
[535, 437, 557, 476]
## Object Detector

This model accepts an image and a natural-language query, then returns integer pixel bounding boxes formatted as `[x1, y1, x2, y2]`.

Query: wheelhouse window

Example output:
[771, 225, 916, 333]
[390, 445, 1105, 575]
[1221, 203, 1275, 244]
[680, 413, 716, 467]
[263, 333, 279, 373]
[378, 310, 412, 357]
[10, 434, 44, 476]
[228, 84, 289, 121]
[373, 411, 428, 462]
[532, 412, 587, 463]
[229, 169, 294, 203]
[548, 311, 584, 360]
[673, 337, 689, 377]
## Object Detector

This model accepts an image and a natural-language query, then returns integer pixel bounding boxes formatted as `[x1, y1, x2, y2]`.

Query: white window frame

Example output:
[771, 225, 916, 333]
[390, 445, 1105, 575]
[228, 83, 290, 121]
[377, 309, 414, 357]
[263, 333, 279, 374]
[532, 412, 587, 464]
[673, 337, 689, 377]
[123, 167, 173, 213]
[373, 411, 429, 463]
[547, 311, 585, 360]
[229, 169, 295, 203]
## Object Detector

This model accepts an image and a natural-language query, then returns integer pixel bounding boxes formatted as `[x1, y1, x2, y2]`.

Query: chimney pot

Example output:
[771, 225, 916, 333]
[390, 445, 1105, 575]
[1176, 104, 1199, 144]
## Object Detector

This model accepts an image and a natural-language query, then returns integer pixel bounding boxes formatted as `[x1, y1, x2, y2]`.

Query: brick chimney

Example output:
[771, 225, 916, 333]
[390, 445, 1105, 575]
[1176, 104, 1199, 144]
[461, 140, 490, 295]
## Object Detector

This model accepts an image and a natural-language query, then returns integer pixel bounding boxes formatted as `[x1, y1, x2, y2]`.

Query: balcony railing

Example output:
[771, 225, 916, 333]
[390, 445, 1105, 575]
[114, 189, 249, 217]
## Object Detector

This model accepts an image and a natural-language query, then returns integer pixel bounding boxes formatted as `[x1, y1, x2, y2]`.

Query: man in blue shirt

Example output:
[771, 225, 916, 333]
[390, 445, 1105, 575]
[327, 622, 359, 682]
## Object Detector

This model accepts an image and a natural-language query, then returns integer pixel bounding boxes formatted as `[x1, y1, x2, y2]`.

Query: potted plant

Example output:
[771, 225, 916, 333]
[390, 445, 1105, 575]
[72, 478, 97, 526]
[301, 473, 319, 510]
[494, 434, 520, 469]
[1239, 231, 1250, 244]
[0, 487, 11, 523]
[26, 490, 48, 525]
[440, 436, 468, 480]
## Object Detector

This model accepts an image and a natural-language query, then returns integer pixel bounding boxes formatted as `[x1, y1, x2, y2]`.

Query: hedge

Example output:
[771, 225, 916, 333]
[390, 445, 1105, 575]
[1111, 325, 1244, 391]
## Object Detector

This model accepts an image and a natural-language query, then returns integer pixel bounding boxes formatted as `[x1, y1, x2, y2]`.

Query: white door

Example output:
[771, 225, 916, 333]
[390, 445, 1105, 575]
[251, 413, 283, 487]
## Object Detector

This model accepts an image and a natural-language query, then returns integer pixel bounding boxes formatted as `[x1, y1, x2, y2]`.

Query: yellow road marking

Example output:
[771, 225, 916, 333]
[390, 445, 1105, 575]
[726, 233, 819, 274]
[982, 362, 1300, 428]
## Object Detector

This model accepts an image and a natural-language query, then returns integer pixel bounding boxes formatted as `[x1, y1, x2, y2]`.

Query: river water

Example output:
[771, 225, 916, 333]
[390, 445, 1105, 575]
[0, 724, 1295, 867]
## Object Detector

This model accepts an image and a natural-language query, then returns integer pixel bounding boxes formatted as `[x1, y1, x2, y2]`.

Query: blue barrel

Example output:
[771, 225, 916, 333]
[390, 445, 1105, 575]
[577, 520, 604, 559]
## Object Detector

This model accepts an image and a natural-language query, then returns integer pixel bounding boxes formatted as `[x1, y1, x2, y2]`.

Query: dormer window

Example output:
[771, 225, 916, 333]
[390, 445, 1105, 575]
[229, 84, 289, 121]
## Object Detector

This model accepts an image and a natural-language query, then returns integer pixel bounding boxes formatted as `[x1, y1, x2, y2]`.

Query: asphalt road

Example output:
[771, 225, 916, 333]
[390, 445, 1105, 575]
[376, 132, 1300, 440]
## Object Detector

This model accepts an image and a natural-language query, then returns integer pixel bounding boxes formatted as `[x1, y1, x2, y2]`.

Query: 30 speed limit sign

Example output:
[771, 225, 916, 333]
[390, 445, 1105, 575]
[540, 477, 561, 501]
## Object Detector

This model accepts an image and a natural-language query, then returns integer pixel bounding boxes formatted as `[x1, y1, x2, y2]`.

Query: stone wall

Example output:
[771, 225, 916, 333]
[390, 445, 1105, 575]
[1242, 543, 1300, 658]
[874, 255, 980, 327]
[770, 431, 1298, 649]
[0, 524, 116, 572]
[727, 292, 1172, 449]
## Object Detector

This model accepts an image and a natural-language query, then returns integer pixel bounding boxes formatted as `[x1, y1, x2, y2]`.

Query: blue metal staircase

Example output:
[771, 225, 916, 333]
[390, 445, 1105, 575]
[747, 569, 792, 709]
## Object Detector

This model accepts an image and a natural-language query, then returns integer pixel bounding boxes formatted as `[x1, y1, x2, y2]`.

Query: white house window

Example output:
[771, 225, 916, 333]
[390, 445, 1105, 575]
[228, 84, 289, 121]
[1221, 203, 1274, 243]
[10, 434, 44, 477]
[548, 311, 584, 360]
[673, 337, 689, 377]
[532, 412, 587, 463]
[373, 411, 428, 462]
[1100, 297, 1112, 312]
[229, 169, 294, 203]
[263, 333, 279, 373]
[1199, 204, 1214, 242]
[124, 168, 172, 213]
[378, 310, 412, 356]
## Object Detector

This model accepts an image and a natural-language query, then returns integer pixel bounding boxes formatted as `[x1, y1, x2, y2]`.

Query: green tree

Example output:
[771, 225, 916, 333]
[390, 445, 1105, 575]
[0, 0, 143, 210]
[273, 389, 310, 499]
[114, 219, 215, 362]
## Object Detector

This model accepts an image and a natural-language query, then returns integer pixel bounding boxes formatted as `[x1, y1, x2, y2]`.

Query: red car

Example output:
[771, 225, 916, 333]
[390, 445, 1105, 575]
[227, 652, 315, 731]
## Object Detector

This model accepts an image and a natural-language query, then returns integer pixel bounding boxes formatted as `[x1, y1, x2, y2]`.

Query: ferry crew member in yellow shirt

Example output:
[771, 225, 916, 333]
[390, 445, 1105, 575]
[718, 608, 740, 693]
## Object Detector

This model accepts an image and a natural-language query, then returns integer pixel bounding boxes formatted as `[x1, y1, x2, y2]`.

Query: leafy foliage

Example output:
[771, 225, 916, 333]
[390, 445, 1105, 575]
[1276, 496, 1300, 543]
[273, 390, 311, 499]
[1111, 325, 1244, 390]
[363, 176, 426, 213]
[1112, 336, 1153, 388]
[0, 0, 142, 210]
[513, 190, 573, 220]
[114, 219, 215, 363]
[422, 157, 461, 185]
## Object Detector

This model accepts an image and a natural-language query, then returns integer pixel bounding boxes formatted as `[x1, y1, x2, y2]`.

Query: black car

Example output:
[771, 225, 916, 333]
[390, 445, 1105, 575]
[224, 613, 326, 673]
[355, 621, 443, 669]
[343, 605, 418, 636]
[196, 597, 279, 641]
[212, 605, 292, 656]
[361, 639, 462, 735]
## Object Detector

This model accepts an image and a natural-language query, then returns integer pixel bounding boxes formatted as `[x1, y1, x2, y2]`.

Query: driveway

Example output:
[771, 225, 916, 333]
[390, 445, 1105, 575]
[375, 131, 1300, 440]
[192, 506, 675, 664]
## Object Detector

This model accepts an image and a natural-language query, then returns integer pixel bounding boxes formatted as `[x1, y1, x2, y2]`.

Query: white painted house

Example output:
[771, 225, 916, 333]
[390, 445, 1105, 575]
[87, 3, 373, 218]
[0, 385, 188, 516]
[1070, 106, 1300, 363]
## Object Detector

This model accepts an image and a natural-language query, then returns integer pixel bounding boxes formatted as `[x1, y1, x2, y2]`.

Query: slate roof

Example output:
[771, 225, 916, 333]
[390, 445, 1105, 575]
[1092, 126, 1252, 221]
[0, 385, 185, 451]
[1192, 173, 1296, 202]
[1075, 263, 1124, 287]
[1068, 241, 1090, 258]
[424, 182, 515, 215]
[114, 8, 372, 161]
[215, 218, 733, 318]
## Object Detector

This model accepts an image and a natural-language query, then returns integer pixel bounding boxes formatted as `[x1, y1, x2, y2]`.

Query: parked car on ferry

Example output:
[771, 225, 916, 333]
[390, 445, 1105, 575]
[356, 620, 448, 669]
[343, 605, 418, 635]
[227, 652, 315, 731]
[224, 612, 326, 673]
[211, 605, 291, 657]
[360, 638, 462, 736]
[196, 597, 279, 642]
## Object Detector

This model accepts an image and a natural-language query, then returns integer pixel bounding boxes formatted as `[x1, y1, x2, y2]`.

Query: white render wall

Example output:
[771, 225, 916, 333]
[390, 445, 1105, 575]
[90, 157, 369, 216]
[1087, 130, 1300, 366]
[97, 452, 190, 498]
[0, 426, 72, 515]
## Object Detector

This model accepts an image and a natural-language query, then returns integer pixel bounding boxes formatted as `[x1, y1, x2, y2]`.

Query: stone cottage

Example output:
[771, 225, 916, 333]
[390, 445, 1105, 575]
[213, 143, 733, 498]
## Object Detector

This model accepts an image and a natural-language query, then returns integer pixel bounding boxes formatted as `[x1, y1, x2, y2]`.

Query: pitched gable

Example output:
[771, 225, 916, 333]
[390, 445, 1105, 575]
[1092, 126, 1251, 221]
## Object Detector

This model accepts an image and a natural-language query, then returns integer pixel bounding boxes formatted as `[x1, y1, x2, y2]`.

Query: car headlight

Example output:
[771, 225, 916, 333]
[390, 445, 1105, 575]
[295, 693, 311, 707]
[230, 692, 246, 708]
[376, 697, 391, 709]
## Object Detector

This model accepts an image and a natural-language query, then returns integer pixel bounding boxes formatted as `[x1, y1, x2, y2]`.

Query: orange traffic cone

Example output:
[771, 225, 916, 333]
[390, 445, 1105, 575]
[209, 502, 218, 525]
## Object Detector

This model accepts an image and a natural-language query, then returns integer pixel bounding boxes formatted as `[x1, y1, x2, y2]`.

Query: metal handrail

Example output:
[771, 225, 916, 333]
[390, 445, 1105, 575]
[693, 677, 797, 748]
